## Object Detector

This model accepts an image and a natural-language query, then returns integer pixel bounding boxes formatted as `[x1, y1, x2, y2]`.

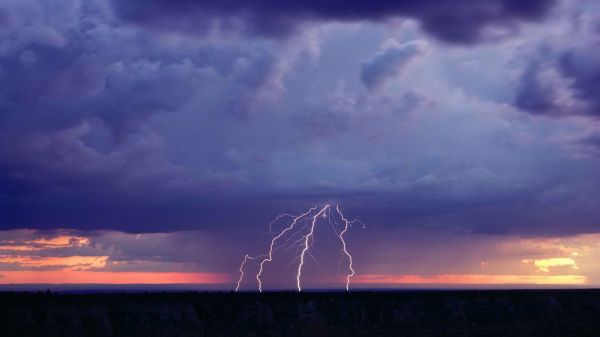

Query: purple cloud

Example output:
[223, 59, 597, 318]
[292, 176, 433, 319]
[360, 40, 427, 90]
[0, 0, 598, 239]
[111, 0, 557, 44]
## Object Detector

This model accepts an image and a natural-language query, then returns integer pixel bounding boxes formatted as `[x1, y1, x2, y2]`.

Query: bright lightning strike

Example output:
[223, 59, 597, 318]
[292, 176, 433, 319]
[296, 205, 330, 291]
[235, 254, 263, 292]
[336, 205, 355, 291]
[235, 254, 252, 292]
[235, 204, 362, 292]
[256, 207, 317, 292]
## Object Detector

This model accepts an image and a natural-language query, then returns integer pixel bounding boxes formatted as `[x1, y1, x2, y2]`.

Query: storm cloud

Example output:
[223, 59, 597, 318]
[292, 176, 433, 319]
[360, 40, 427, 90]
[111, 0, 558, 44]
[513, 6, 600, 118]
[0, 0, 599, 239]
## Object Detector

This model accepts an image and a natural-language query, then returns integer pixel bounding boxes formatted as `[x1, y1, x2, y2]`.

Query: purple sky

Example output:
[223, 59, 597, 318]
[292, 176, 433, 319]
[1, 0, 600, 289]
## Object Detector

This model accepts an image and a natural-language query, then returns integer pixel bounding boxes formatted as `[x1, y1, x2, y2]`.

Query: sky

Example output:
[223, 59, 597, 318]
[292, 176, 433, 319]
[0, 0, 600, 290]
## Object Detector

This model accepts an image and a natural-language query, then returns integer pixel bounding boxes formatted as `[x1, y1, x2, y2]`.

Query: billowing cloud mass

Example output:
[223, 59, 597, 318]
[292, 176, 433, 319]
[514, 39, 600, 117]
[111, 0, 557, 44]
[1, 0, 600, 287]
[0, 0, 599, 236]
[360, 40, 427, 90]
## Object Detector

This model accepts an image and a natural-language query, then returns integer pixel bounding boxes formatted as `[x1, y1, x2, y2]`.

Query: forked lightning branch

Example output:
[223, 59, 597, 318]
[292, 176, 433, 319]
[235, 205, 363, 292]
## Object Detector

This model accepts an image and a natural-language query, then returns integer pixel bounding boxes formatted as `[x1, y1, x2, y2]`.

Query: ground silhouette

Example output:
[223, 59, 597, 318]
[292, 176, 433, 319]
[2, 289, 600, 336]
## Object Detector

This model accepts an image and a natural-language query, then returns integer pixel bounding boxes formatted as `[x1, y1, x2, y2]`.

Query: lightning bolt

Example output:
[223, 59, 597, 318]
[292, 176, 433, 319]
[267, 213, 295, 233]
[336, 205, 355, 291]
[296, 204, 330, 291]
[235, 254, 254, 292]
[234, 204, 362, 292]
[256, 207, 317, 292]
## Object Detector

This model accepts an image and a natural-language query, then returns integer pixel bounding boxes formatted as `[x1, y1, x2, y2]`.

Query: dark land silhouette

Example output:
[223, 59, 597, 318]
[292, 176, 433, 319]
[2, 289, 600, 336]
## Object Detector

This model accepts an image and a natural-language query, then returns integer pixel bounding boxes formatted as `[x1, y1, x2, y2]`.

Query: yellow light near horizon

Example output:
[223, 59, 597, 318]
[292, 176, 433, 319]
[354, 273, 586, 285]
[522, 257, 577, 272]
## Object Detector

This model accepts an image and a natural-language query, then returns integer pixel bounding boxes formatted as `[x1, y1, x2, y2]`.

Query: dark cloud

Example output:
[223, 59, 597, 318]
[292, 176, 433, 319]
[514, 46, 600, 118]
[572, 132, 600, 157]
[0, 0, 599, 239]
[558, 48, 600, 117]
[360, 40, 426, 90]
[110, 0, 557, 44]
[514, 61, 557, 114]
[582, 133, 600, 149]
[513, 14, 600, 118]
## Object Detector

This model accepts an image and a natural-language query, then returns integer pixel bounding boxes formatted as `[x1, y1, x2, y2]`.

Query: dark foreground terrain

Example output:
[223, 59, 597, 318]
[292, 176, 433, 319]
[2, 289, 600, 337]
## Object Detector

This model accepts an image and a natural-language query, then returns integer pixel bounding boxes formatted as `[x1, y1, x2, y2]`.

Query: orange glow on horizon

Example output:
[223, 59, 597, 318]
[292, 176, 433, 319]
[0, 255, 109, 270]
[0, 271, 587, 286]
[354, 273, 587, 285]
[0, 235, 90, 252]
[31, 236, 89, 247]
[0, 245, 39, 251]
[2, 230, 599, 289]
[0, 271, 230, 284]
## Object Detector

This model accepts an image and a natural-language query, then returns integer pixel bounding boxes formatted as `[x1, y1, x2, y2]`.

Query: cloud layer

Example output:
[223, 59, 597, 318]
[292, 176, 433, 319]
[361, 40, 427, 90]
[0, 0, 599, 239]
[111, 0, 557, 43]
[2, 228, 600, 288]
